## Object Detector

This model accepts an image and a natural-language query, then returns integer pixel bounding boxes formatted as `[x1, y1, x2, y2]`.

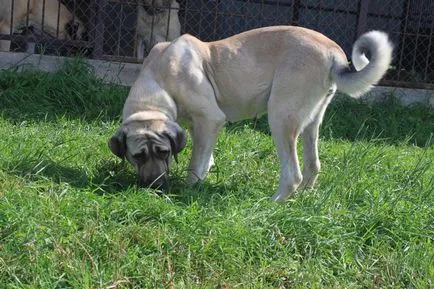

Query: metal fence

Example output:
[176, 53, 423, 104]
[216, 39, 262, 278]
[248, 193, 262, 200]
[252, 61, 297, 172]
[1, 0, 433, 89]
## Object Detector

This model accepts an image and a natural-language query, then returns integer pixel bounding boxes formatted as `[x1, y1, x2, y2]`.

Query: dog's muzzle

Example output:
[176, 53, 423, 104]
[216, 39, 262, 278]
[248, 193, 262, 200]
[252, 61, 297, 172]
[138, 174, 168, 189]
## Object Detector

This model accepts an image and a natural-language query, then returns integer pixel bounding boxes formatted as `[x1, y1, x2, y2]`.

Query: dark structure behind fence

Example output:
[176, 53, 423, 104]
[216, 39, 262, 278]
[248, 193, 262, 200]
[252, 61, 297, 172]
[1, 0, 433, 89]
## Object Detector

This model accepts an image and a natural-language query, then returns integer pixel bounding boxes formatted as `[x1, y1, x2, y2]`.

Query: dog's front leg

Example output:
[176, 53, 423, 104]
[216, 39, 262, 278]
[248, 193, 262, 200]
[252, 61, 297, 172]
[187, 116, 225, 184]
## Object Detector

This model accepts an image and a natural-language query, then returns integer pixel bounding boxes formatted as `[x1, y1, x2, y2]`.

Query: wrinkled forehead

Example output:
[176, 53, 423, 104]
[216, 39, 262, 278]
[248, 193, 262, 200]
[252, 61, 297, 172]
[126, 130, 168, 155]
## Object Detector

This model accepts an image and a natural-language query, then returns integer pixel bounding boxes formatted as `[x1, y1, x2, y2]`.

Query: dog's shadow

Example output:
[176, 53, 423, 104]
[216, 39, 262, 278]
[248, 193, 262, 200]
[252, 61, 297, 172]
[90, 160, 239, 202]
[161, 175, 240, 205]
[6, 158, 134, 194]
[7, 158, 87, 187]
[6, 158, 236, 203]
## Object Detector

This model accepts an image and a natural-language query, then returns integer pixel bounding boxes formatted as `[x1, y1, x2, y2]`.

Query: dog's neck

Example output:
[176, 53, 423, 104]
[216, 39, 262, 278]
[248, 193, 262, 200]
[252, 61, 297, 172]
[122, 110, 168, 125]
[123, 72, 178, 123]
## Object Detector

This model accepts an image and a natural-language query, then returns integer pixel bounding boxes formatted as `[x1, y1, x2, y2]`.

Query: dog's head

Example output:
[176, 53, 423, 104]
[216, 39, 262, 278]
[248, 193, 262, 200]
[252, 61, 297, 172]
[139, 0, 173, 15]
[65, 19, 87, 40]
[108, 119, 186, 188]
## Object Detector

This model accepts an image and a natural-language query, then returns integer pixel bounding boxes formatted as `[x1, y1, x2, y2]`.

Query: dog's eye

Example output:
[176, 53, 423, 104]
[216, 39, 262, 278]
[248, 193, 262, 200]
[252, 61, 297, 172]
[155, 146, 170, 159]
[133, 151, 148, 162]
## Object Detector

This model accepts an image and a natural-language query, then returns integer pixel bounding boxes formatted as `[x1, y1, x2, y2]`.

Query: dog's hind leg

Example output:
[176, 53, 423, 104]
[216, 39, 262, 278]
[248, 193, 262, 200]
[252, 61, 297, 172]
[301, 91, 334, 189]
[268, 108, 303, 202]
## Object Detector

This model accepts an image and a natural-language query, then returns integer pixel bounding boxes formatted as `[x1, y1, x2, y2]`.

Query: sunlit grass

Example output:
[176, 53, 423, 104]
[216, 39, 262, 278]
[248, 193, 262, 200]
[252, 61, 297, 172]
[0, 62, 433, 288]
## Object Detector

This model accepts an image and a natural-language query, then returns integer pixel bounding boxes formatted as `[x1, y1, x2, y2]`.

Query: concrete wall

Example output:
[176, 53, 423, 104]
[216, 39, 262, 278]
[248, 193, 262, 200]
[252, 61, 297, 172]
[1, 51, 433, 107]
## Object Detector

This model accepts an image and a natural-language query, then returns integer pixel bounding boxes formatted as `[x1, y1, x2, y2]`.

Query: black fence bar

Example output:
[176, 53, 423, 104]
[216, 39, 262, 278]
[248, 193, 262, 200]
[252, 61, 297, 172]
[397, 0, 411, 81]
[182, 0, 189, 34]
[9, 0, 15, 35]
[92, 0, 108, 58]
[87, 0, 96, 45]
[356, 0, 369, 37]
[292, 0, 300, 25]
[116, 3, 124, 56]
[56, 0, 61, 37]
[423, 15, 434, 82]
[165, 2, 172, 41]
[26, 0, 31, 30]
[213, 1, 218, 38]
[41, 0, 46, 34]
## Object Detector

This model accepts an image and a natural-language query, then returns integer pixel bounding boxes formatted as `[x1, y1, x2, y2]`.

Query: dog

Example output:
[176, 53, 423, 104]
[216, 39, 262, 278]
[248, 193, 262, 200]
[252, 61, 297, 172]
[136, 0, 181, 59]
[109, 26, 393, 201]
[0, 0, 85, 52]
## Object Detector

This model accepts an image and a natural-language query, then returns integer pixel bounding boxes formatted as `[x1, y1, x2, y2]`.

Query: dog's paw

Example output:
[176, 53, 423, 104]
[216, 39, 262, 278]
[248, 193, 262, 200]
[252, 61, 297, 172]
[300, 176, 318, 190]
[271, 191, 292, 203]
[186, 171, 202, 185]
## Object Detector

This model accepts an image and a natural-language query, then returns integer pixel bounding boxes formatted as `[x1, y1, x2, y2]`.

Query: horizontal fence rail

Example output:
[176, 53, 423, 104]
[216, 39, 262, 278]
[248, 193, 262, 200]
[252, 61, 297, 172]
[0, 0, 433, 89]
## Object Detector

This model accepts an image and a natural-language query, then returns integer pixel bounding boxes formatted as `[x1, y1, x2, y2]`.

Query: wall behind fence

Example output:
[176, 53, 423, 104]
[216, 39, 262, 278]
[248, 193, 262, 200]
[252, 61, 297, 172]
[0, 0, 433, 89]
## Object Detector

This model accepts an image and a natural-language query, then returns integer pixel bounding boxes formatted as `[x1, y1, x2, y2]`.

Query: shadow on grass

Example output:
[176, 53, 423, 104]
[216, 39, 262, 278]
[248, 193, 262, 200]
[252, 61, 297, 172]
[90, 160, 238, 203]
[0, 60, 127, 123]
[6, 158, 134, 194]
[163, 176, 240, 205]
[6, 157, 235, 203]
[226, 94, 433, 147]
[2, 61, 432, 146]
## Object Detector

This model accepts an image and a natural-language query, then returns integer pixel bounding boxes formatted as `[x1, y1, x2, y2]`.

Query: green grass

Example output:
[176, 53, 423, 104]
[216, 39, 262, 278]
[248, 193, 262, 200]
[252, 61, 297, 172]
[0, 61, 433, 288]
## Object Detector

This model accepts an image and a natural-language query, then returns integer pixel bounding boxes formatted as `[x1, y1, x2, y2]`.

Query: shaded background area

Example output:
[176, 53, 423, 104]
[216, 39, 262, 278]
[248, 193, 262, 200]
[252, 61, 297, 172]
[0, 60, 127, 122]
[227, 94, 433, 147]
[0, 61, 432, 147]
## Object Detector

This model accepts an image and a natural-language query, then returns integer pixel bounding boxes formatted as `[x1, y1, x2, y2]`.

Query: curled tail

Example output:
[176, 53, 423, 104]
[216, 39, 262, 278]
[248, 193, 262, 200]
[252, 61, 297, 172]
[333, 31, 393, 98]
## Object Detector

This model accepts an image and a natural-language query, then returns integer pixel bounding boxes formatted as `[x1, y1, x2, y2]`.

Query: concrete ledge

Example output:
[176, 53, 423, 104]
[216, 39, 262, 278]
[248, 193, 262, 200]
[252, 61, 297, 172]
[364, 86, 433, 107]
[0, 51, 142, 86]
[1, 52, 433, 107]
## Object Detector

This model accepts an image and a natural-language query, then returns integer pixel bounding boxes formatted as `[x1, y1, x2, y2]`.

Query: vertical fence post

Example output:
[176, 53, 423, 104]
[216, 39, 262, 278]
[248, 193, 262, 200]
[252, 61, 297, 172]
[87, 0, 95, 42]
[291, 0, 300, 26]
[92, 0, 107, 59]
[423, 14, 434, 82]
[397, 0, 411, 81]
[356, 0, 369, 38]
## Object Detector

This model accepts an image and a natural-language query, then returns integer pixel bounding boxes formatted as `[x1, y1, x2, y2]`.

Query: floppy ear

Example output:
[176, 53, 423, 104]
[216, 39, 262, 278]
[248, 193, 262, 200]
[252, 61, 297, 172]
[108, 128, 127, 159]
[163, 121, 187, 162]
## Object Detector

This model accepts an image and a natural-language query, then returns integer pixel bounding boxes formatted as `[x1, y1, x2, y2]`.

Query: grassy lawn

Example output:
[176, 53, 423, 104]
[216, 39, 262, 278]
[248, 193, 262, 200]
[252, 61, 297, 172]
[0, 61, 433, 288]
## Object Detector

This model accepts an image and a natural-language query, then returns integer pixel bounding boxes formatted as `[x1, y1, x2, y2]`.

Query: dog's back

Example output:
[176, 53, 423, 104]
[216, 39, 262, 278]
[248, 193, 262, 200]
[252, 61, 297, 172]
[203, 25, 390, 101]
[202, 26, 348, 120]
[151, 25, 391, 122]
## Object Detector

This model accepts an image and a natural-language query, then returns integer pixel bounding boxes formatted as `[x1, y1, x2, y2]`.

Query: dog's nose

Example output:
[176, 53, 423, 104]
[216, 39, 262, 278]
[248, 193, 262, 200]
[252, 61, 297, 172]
[139, 178, 168, 190]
